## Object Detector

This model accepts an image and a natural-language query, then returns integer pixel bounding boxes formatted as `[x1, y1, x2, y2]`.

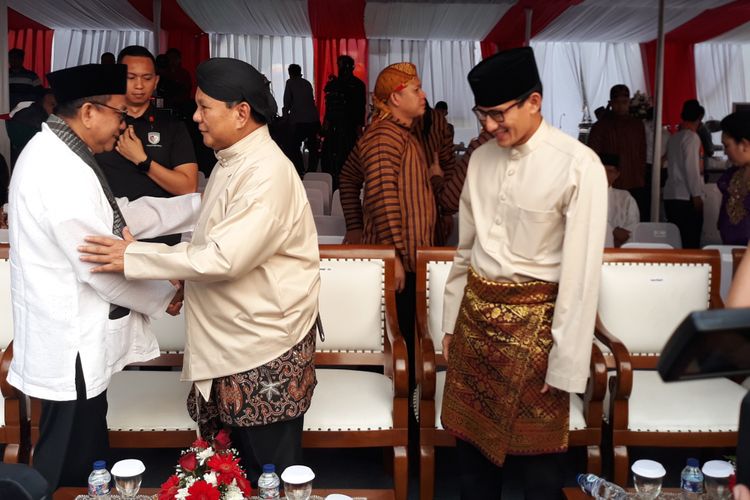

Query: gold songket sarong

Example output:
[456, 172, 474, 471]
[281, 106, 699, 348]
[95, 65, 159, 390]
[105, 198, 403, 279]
[441, 267, 569, 466]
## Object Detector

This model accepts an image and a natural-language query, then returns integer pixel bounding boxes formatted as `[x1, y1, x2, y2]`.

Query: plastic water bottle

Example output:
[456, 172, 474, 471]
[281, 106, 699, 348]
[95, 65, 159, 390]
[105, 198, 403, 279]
[87, 460, 111, 499]
[577, 473, 631, 499]
[680, 458, 704, 498]
[257, 463, 281, 500]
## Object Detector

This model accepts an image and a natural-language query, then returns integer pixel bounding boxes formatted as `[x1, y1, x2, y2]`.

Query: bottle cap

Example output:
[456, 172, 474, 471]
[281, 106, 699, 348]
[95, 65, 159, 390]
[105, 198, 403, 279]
[111, 459, 145, 477]
[701, 460, 734, 479]
[262, 464, 275, 473]
[687, 458, 700, 467]
[632, 459, 666, 479]
[93, 460, 107, 470]
[281, 465, 315, 484]
[325, 495, 353, 500]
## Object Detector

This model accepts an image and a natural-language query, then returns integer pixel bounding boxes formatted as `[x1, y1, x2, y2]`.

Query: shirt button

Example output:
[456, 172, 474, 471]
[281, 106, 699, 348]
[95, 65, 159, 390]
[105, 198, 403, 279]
[500, 194, 506, 201]
[508, 170, 515, 176]
[495, 217, 502, 224]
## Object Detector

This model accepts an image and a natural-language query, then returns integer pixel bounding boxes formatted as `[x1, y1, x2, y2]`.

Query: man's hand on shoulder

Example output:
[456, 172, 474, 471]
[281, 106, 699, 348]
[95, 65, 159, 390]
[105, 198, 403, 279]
[78, 227, 136, 273]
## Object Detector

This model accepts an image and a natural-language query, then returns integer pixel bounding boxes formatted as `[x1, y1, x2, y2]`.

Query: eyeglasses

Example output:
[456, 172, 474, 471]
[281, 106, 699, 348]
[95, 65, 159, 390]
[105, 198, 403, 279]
[472, 100, 522, 123]
[84, 101, 128, 122]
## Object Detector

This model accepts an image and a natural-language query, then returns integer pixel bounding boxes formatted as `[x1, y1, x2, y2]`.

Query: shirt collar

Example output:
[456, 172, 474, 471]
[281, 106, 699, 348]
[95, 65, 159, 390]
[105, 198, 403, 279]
[215, 125, 271, 167]
[512, 118, 548, 157]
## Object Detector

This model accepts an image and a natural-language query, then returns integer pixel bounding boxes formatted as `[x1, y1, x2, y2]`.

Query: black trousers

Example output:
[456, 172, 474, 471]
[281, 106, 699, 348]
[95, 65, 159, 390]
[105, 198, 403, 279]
[665, 199, 703, 249]
[629, 186, 652, 223]
[395, 272, 417, 395]
[230, 415, 304, 486]
[294, 121, 320, 175]
[457, 439, 565, 500]
[34, 355, 109, 495]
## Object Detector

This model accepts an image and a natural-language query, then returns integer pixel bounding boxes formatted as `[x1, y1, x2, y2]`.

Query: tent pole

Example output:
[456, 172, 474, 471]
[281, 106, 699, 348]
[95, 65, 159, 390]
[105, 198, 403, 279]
[0, 0, 11, 166]
[524, 8, 533, 47]
[651, 0, 666, 222]
[153, 0, 163, 54]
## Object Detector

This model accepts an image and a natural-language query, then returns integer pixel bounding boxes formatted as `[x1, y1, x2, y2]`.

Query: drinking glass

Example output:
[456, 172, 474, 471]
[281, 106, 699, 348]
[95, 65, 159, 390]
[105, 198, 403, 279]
[703, 460, 735, 500]
[111, 459, 145, 498]
[281, 465, 315, 500]
[631, 459, 665, 500]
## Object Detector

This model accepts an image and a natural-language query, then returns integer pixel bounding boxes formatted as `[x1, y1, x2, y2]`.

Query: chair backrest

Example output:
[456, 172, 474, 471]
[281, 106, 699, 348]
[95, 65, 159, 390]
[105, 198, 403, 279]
[632, 222, 682, 248]
[314, 215, 346, 236]
[303, 180, 330, 214]
[621, 242, 673, 249]
[331, 189, 344, 217]
[703, 245, 744, 302]
[702, 183, 722, 246]
[416, 248, 457, 359]
[733, 247, 746, 276]
[317, 246, 396, 365]
[304, 172, 333, 201]
[599, 249, 721, 358]
[150, 312, 186, 353]
[318, 235, 344, 244]
[305, 188, 325, 215]
[0, 258, 13, 349]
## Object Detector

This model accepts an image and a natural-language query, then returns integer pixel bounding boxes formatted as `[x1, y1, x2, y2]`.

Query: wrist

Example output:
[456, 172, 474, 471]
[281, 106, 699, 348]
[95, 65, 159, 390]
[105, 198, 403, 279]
[136, 154, 152, 174]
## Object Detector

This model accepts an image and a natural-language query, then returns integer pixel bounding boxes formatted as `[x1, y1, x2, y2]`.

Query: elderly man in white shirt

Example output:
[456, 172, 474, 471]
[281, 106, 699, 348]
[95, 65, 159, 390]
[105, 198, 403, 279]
[8, 63, 199, 493]
[600, 153, 640, 247]
[439, 47, 607, 500]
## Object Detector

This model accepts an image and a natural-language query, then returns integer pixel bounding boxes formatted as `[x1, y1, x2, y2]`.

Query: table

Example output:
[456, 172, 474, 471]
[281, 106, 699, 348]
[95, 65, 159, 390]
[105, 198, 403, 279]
[54, 487, 395, 500]
[564, 487, 690, 498]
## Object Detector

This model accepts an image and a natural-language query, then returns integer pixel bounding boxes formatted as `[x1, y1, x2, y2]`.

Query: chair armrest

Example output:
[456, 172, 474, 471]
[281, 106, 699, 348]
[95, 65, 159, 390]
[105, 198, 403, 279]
[583, 342, 607, 426]
[593, 315, 633, 401]
[415, 301, 437, 400]
[384, 291, 409, 399]
[0, 341, 20, 401]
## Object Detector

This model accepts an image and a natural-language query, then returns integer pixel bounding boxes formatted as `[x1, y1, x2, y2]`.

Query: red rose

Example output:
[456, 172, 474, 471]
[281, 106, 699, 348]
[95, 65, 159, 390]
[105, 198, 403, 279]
[234, 475, 253, 497]
[179, 451, 198, 472]
[207, 453, 241, 479]
[213, 429, 232, 451]
[158, 475, 180, 500]
[186, 480, 220, 500]
[191, 437, 210, 450]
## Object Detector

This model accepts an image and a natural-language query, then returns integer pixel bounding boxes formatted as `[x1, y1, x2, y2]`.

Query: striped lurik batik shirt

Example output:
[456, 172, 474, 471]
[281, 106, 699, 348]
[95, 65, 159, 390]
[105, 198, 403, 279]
[343, 116, 435, 272]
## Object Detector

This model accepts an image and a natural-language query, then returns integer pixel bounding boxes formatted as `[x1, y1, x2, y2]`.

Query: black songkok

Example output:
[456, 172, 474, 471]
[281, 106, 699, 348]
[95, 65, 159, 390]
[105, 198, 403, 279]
[196, 58, 278, 121]
[468, 47, 541, 108]
[47, 64, 127, 104]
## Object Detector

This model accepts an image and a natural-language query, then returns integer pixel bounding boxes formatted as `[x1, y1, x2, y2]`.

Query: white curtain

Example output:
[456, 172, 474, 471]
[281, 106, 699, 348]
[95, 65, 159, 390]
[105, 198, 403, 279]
[8, 0, 152, 30]
[52, 29, 155, 70]
[179, 0, 311, 36]
[210, 34, 314, 109]
[368, 39, 481, 145]
[536, 0, 733, 42]
[695, 43, 750, 123]
[364, 1, 513, 41]
[531, 41, 646, 138]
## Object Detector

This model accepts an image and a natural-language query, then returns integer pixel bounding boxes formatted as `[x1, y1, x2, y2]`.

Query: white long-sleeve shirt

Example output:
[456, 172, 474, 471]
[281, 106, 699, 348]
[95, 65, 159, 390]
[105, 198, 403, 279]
[608, 187, 640, 245]
[442, 119, 608, 393]
[8, 123, 200, 400]
[664, 128, 704, 201]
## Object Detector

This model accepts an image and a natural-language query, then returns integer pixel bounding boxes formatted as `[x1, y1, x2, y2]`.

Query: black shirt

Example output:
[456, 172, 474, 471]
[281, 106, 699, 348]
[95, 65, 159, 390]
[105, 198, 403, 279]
[96, 104, 196, 244]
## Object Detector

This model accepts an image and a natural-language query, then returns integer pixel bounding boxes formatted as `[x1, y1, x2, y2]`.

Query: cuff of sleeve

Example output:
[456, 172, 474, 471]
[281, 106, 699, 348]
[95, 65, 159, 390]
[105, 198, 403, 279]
[545, 369, 588, 394]
[123, 242, 152, 279]
[188, 193, 202, 219]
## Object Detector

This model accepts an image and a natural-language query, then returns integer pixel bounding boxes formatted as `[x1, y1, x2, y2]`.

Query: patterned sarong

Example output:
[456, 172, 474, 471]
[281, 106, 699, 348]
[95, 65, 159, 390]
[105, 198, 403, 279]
[441, 267, 569, 466]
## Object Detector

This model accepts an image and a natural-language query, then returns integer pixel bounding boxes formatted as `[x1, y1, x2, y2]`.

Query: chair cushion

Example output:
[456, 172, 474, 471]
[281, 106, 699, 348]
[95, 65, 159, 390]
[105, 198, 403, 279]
[0, 395, 4, 427]
[304, 369, 393, 431]
[615, 371, 745, 432]
[417, 371, 587, 432]
[107, 371, 196, 432]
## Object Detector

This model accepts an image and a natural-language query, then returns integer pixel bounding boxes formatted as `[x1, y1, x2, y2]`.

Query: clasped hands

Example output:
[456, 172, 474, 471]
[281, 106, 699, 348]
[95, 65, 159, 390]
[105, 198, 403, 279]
[78, 227, 183, 316]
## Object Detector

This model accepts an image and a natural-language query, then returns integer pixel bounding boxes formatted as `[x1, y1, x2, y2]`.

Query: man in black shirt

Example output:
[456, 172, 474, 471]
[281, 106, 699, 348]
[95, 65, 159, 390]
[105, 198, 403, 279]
[96, 45, 198, 245]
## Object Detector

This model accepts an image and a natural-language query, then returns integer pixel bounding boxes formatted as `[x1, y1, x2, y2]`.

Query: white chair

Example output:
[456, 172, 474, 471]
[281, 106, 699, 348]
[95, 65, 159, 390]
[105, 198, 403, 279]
[703, 244, 744, 302]
[702, 183, 722, 246]
[631, 222, 682, 248]
[305, 188, 325, 216]
[314, 215, 346, 237]
[596, 248, 743, 486]
[621, 242, 673, 249]
[414, 248, 606, 500]
[331, 189, 344, 217]
[304, 172, 333, 202]
[303, 179, 331, 214]
[304, 246, 408, 500]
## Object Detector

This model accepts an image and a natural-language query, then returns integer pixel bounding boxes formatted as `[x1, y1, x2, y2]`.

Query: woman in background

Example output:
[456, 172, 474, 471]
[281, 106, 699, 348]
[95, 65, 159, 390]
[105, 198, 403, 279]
[717, 111, 750, 245]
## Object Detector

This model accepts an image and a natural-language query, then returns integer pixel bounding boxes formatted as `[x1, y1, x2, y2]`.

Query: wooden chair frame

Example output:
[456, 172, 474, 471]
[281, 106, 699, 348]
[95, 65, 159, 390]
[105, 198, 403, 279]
[415, 248, 607, 500]
[595, 248, 734, 486]
[0, 342, 29, 463]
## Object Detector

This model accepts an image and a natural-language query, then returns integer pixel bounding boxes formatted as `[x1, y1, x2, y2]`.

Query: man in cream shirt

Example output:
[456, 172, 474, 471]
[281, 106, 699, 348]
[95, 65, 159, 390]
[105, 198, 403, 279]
[80, 58, 320, 482]
[439, 48, 607, 499]
[9, 63, 199, 492]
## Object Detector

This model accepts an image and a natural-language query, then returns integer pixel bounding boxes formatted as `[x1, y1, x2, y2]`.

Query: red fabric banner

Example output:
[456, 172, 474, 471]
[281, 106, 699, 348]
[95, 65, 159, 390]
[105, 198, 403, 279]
[8, 9, 53, 87]
[481, 0, 583, 58]
[309, 0, 368, 121]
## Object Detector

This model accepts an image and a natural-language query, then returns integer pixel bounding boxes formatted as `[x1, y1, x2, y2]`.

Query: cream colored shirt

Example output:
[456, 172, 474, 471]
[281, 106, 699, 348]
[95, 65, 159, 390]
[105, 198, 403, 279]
[442, 120, 608, 393]
[124, 126, 320, 397]
[607, 187, 640, 246]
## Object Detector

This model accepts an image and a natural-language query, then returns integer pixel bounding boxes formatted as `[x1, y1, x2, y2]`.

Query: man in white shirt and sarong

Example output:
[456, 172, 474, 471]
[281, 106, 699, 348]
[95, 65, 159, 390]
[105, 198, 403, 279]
[440, 47, 608, 499]
[8, 63, 199, 492]
[79, 58, 320, 484]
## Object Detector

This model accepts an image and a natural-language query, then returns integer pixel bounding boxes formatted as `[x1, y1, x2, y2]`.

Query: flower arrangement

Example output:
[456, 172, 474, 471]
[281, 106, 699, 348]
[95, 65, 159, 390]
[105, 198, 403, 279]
[630, 90, 653, 120]
[158, 430, 253, 500]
